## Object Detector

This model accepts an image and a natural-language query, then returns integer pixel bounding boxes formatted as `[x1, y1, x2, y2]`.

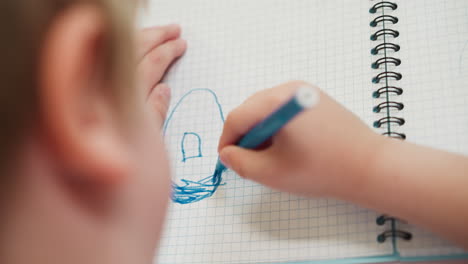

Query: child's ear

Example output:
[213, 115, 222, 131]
[39, 4, 131, 184]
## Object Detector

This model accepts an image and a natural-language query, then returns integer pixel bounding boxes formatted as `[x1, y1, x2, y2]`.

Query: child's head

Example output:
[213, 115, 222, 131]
[1, 1, 173, 263]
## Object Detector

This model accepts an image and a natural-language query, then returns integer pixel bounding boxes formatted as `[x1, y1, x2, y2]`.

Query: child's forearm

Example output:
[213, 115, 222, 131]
[218, 82, 468, 248]
[345, 137, 468, 248]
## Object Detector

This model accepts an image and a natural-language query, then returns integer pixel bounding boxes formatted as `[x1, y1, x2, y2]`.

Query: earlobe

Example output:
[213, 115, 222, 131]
[39, 4, 131, 185]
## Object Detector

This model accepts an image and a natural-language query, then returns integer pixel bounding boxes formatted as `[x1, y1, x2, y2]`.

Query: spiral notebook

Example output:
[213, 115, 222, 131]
[140, 0, 468, 263]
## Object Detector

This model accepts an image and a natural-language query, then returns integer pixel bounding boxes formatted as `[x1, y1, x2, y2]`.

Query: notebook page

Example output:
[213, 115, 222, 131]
[140, 1, 393, 263]
[391, 0, 468, 258]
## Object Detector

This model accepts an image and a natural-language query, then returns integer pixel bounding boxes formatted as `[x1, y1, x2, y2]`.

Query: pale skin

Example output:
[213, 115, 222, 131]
[3, 4, 468, 264]
[3, 5, 185, 264]
[218, 82, 468, 249]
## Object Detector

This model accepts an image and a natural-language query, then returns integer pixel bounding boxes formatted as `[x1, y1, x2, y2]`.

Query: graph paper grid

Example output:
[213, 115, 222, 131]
[140, 0, 468, 263]
[392, 0, 468, 258]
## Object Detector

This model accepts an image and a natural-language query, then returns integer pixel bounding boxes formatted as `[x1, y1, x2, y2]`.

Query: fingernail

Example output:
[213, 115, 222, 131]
[157, 85, 171, 99]
[219, 152, 231, 169]
[167, 24, 181, 31]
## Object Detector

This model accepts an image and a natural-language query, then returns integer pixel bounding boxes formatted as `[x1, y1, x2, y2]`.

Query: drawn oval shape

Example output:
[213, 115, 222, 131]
[163, 89, 225, 204]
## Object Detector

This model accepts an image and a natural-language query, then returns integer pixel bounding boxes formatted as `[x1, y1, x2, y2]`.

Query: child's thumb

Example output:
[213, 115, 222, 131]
[219, 145, 275, 181]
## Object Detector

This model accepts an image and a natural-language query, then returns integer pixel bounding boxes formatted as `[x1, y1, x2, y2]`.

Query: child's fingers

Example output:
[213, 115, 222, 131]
[136, 24, 181, 62]
[218, 81, 304, 152]
[138, 38, 187, 97]
[148, 83, 171, 127]
[219, 145, 278, 180]
[218, 97, 279, 152]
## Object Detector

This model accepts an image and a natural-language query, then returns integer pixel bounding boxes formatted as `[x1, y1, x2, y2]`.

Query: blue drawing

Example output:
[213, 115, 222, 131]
[181, 132, 203, 162]
[163, 88, 226, 204]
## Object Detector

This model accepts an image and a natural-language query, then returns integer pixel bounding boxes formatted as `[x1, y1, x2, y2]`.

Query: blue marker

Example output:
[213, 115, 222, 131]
[215, 86, 319, 174]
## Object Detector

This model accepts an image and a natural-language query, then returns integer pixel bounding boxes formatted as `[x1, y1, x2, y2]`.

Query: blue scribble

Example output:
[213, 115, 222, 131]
[181, 132, 203, 162]
[163, 88, 226, 204]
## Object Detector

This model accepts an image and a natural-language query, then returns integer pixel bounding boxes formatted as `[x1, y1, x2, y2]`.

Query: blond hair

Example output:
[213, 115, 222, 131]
[0, 0, 136, 172]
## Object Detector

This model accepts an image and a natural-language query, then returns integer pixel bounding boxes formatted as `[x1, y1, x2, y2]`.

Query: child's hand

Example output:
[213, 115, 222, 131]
[218, 81, 383, 198]
[136, 24, 187, 127]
